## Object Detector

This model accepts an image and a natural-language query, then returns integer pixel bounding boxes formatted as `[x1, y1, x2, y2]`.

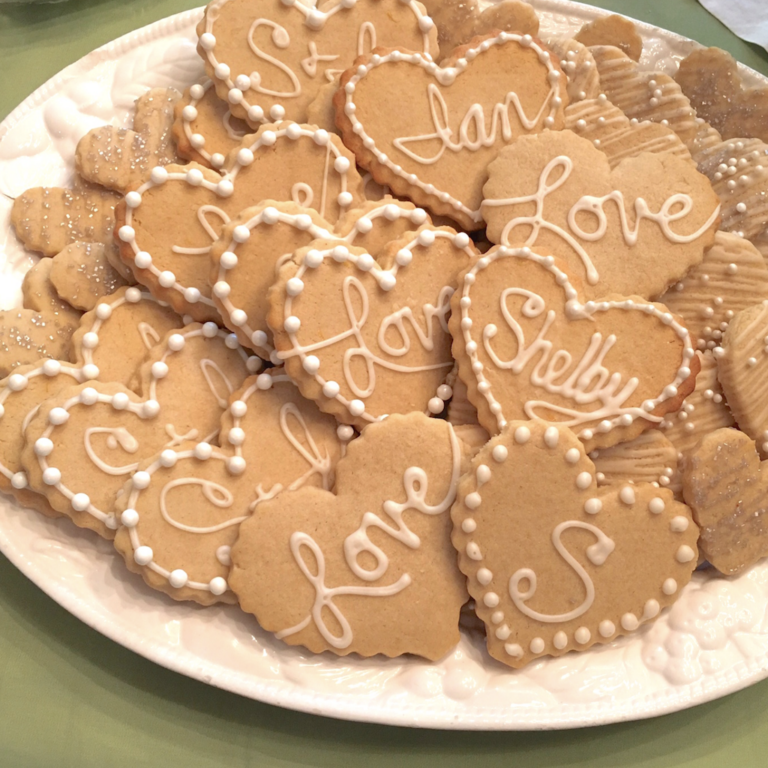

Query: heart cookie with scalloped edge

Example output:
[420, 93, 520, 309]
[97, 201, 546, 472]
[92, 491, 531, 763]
[449, 246, 699, 451]
[210, 198, 432, 358]
[173, 79, 253, 170]
[268, 226, 478, 428]
[21, 323, 260, 538]
[717, 300, 768, 451]
[481, 129, 721, 300]
[683, 428, 768, 575]
[229, 412, 467, 658]
[115, 122, 365, 322]
[112, 367, 347, 605]
[335, 31, 568, 230]
[0, 288, 185, 515]
[75, 88, 181, 194]
[452, 419, 698, 669]
[197, 0, 437, 127]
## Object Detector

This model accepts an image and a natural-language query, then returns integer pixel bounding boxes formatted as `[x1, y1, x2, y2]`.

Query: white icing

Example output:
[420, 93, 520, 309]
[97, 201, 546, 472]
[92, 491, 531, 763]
[276, 424, 460, 648]
[278, 229, 475, 422]
[508, 520, 615, 623]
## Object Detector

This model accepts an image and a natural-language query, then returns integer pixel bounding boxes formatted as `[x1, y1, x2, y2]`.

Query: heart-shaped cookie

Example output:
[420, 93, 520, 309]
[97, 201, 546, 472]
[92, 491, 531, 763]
[0, 288, 185, 514]
[113, 367, 346, 605]
[683, 428, 768, 575]
[335, 31, 567, 230]
[590, 45, 699, 149]
[269, 227, 477, 427]
[229, 412, 467, 658]
[116, 122, 365, 321]
[21, 323, 260, 537]
[71, 286, 186, 389]
[676, 47, 768, 144]
[452, 420, 698, 668]
[197, 0, 437, 126]
[717, 300, 768, 450]
[449, 246, 699, 451]
[210, 198, 431, 358]
[660, 232, 768, 352]
[482, 130, 720, 299]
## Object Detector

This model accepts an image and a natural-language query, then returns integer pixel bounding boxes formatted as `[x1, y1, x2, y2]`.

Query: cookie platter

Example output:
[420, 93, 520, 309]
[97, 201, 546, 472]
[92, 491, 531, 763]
[2, 0, 768, 730]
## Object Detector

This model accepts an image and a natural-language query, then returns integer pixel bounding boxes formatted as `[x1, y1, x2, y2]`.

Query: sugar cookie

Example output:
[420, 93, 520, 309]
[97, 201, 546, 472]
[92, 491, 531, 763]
[113, 368, 345, 605]
[230, 412, 467, 659]
[453, 420, 698, 668]
[335, 32, 568, 230]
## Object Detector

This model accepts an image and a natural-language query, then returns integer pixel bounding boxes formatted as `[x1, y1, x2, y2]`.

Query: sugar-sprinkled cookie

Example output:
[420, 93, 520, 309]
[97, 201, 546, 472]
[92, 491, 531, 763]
[0, 309, 73, 377]
[11, 184, 119, 257]
[49, 242, 130, 311]
[676, 47, 768, 144]
[230, 412, 467, 659]
[75, 88, 181, 194]
[113, 368, 345, 605]
[21, 258, 83, 360]
[452, 419, 698, 668]
[683, 428, 768, 575]
[115, 123, 365, 321]
[575, 15, 642, 62]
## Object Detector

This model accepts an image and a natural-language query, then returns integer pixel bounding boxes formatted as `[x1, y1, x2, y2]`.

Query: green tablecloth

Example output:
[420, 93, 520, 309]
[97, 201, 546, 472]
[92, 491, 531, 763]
[1, 1, 767, 765]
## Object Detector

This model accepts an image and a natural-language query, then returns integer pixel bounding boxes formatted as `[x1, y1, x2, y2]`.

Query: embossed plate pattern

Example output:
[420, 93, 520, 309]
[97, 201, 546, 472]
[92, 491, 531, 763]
[1, 1, 768, 730]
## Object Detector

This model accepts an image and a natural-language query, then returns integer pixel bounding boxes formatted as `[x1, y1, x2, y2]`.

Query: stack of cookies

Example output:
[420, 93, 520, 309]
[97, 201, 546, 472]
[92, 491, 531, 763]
[3, 0, 768, 670]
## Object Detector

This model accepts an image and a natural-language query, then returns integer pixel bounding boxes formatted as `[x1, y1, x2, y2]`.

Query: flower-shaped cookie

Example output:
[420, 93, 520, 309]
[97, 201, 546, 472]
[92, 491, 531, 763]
[230, 412, 467, 658]
[453, 420, 698, 668]
[112, 367, 347, 605]
[115, 122, 365, 321]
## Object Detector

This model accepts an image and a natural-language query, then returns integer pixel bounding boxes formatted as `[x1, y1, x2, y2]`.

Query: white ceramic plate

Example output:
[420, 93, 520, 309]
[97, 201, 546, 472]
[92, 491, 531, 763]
[2, 0, 768, 731]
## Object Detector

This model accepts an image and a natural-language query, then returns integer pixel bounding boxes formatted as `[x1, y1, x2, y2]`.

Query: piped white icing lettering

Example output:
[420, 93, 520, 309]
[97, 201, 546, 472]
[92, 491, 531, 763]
[276, 425, 460, 648]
